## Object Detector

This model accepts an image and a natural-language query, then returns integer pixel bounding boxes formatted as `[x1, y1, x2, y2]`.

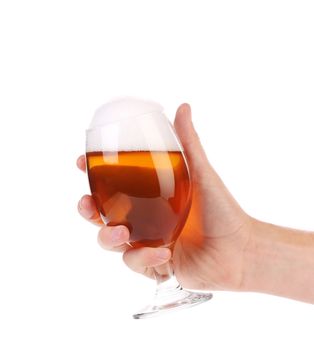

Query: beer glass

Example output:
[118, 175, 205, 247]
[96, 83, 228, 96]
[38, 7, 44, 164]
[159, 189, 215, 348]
[86, 97, 212, 318]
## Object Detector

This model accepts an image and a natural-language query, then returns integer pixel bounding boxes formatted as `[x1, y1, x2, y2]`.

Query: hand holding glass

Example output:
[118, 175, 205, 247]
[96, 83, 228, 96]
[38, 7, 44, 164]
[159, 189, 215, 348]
[85, 98, 212, 318]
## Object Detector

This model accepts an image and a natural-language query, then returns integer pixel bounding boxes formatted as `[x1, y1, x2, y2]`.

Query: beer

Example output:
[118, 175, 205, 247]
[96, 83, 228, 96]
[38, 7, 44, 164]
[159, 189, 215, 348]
[86, 150, 191, 248]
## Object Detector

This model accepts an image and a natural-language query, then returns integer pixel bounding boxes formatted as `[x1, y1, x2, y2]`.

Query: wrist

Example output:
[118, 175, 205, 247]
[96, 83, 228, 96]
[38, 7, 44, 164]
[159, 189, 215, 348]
[241, 218, 314, 303]
[241, 219, 280, 294]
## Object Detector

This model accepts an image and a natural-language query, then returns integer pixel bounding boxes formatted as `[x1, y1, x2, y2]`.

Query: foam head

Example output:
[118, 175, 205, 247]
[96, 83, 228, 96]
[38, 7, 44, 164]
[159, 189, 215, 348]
[89, 97, 164, 129]
[86, 97, 181, 152]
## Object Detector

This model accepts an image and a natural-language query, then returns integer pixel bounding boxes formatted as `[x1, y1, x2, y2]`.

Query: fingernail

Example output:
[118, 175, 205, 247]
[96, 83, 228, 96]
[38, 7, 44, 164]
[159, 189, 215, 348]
[111, 226, 126, 243]
[156, 248, 171, 260]
[78, 198, 83, 210]
[79, 198, 93, 219]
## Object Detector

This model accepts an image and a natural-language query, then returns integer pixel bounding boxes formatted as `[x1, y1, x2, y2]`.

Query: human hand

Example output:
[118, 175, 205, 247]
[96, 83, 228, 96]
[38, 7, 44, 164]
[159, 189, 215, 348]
[77, 104, 254, 291]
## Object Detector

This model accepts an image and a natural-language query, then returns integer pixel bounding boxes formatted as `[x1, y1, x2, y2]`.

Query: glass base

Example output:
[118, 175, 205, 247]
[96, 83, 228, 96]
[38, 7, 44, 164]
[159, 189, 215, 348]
[133, 286, 212, 319]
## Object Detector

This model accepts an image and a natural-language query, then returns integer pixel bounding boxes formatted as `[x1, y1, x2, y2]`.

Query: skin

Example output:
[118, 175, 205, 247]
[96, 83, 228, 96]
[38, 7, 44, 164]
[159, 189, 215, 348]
[77, 104, 314, 303]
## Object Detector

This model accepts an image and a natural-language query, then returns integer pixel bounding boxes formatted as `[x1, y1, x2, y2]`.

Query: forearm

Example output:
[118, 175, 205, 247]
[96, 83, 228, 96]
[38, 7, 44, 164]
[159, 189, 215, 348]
[243, 219, 314, 303]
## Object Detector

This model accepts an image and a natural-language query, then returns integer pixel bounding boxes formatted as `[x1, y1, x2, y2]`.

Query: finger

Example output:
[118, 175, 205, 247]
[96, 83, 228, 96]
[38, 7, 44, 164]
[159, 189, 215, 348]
[123, 247, 171, 275]
[174, 103, 223, 185]
[98, 225, 130, 252]
[174, 104, 208, 175]
[78, 194, 103, 226]
[77, 155, 86, 173]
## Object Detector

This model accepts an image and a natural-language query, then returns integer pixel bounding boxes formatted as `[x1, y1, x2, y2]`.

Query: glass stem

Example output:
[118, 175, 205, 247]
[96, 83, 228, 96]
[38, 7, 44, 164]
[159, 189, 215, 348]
[133, 259, 212, 319]
[153, 259, 185, 306]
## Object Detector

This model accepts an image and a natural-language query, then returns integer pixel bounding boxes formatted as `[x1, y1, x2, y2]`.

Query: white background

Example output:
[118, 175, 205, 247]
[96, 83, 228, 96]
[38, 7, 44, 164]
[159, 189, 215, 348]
[0, 0, 314, 349]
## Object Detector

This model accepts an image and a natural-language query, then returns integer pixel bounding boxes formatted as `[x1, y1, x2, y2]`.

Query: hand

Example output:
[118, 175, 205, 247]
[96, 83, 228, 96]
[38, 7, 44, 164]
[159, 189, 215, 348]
[77, 104, 254, 291]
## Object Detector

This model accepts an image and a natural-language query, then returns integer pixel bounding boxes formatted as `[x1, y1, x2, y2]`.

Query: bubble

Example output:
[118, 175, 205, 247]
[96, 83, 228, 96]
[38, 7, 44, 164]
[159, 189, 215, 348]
[86, 97, 180, 152]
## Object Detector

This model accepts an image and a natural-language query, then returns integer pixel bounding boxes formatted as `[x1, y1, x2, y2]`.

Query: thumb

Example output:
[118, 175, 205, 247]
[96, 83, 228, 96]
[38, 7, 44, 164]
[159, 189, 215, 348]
[174, 104, 209, 177]
[174, 104, 245, 235]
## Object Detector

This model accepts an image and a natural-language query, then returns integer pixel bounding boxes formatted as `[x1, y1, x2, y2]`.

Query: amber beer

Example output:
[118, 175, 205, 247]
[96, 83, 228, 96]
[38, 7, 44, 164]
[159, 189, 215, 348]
[86, 150, 191, 248]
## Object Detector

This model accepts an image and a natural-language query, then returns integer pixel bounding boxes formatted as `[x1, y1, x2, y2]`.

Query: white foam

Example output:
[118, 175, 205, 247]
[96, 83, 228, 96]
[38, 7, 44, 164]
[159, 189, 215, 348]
[89, 96, 164, 129]
[86, 97, 181, 152]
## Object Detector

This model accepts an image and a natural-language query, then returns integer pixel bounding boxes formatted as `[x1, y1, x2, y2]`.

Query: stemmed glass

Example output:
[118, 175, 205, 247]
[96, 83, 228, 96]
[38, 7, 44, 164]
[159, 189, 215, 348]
[85, 97, 212, 318]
